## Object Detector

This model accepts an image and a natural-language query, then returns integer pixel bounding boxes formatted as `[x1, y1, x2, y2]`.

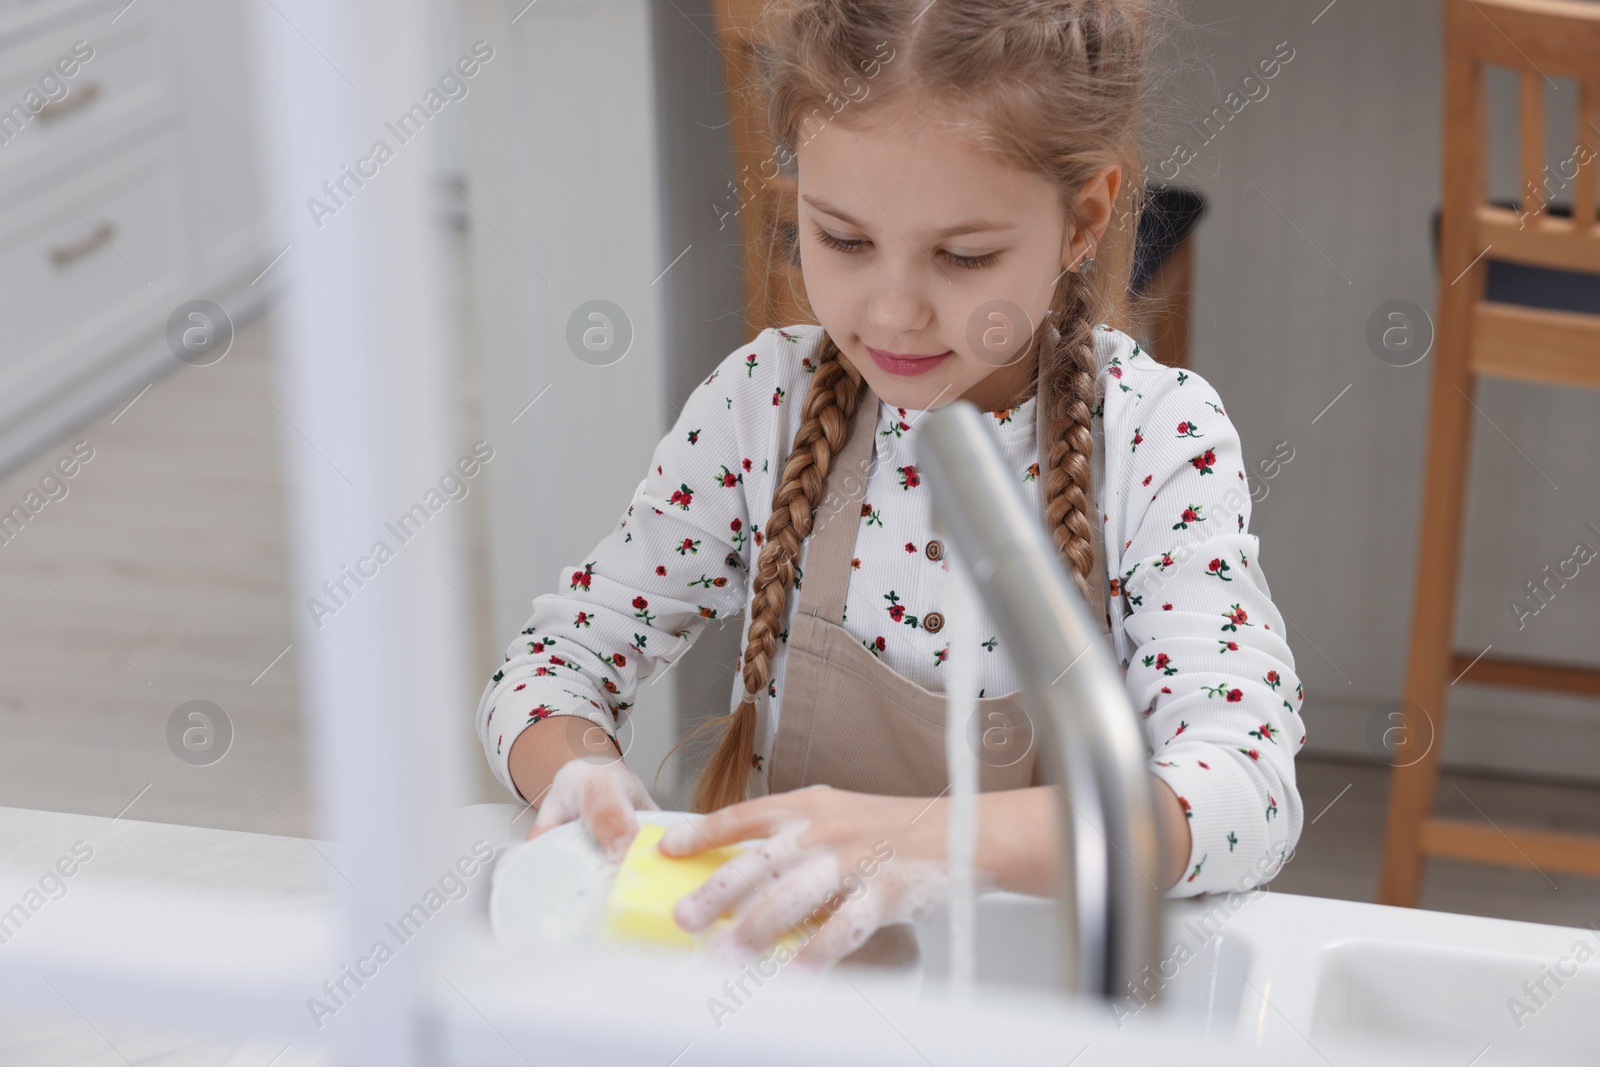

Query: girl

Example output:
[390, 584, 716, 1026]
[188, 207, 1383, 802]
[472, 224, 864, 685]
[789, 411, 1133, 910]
[479, 0, 1305, 970]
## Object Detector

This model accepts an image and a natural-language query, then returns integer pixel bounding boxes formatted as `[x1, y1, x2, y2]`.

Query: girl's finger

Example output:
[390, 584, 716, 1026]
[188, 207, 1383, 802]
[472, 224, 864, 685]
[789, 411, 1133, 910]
[527, 792, 578, 840]
[581, 773, 641, 862]
[621, 767, 661, 812]
[659, 795, 799, 856]
[786, 894, 884, 973]
[673, 831, 807, 933]
[719, 849, 842, 956]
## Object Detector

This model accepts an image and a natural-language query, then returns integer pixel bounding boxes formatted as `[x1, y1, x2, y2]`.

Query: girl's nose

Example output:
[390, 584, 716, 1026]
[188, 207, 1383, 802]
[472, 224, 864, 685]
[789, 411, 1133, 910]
[863, 283, 937, 339]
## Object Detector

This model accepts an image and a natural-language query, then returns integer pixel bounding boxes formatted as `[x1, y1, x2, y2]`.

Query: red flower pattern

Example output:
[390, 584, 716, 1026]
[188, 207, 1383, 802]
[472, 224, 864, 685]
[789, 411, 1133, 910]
[480, 323, 1301, 901]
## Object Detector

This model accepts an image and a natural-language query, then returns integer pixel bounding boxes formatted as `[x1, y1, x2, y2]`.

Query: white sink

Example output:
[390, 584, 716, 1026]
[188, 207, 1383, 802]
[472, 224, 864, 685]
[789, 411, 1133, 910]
[484, 801, 1598, 1064]
[1310, 937, 1599, 1062]
[906, 884, 1599, 1065]
[911, 889, 1252, 1037]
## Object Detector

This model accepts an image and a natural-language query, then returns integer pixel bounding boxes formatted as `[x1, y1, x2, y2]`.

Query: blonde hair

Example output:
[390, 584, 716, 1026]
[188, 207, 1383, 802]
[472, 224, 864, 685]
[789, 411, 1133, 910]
[669, 0, 1152, 813]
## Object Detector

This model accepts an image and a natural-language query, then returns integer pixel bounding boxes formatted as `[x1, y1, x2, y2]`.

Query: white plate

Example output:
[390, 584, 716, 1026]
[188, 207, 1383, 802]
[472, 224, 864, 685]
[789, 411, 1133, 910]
[489, 809, 926, 983]
[488, 809, 706, 946]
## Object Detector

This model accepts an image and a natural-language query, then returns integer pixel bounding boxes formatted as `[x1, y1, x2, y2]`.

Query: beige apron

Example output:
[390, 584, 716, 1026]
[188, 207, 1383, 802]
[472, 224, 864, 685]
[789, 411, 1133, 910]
[749, 361, 1113, 803]
[740, 361, 1113, 971]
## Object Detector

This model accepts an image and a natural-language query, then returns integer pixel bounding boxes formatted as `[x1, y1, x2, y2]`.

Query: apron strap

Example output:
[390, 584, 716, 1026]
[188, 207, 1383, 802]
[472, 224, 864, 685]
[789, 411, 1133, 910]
[793, 378, 881, 625]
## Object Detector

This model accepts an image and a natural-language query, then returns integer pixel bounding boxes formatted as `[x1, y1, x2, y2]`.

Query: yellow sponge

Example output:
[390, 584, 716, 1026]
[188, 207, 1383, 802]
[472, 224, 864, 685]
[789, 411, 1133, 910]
[602, 822, 815, 953]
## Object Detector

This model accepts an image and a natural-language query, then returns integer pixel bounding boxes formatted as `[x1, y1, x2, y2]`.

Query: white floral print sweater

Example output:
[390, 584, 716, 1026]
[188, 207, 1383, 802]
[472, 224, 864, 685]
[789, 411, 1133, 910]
[477, 323, 1306, 898]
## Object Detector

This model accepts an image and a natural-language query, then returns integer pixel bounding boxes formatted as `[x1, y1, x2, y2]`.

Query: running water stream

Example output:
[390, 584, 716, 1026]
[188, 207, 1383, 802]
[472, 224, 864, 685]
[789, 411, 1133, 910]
[944, 544, 981, 995]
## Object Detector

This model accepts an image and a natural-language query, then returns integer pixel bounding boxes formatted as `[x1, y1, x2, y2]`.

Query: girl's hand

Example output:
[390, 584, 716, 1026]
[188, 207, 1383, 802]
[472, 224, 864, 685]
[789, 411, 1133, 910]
[527, 754, 660, 862]
[657, 784, 954, 972]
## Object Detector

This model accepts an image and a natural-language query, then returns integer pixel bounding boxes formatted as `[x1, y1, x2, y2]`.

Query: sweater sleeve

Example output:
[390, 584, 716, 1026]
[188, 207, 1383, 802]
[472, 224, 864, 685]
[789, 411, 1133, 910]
[475, 334, 776, 799]
[1109, 359, 1306, 897]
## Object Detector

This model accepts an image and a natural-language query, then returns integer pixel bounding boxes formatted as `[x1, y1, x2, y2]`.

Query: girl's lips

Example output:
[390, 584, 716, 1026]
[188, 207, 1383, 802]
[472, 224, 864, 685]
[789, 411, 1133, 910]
[865, 345, 953, 377]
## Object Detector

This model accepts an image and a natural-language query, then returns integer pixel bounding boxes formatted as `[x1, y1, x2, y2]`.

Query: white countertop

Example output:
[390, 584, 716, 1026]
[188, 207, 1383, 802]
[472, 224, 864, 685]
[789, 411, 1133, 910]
[2, 801, 1588, 1066]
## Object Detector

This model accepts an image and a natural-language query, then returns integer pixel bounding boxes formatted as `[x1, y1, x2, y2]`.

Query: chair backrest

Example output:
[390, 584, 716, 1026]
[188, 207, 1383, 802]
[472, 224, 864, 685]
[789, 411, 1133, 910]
[1443, 0, 1600, 272]
[1440, 0, 1600, 388]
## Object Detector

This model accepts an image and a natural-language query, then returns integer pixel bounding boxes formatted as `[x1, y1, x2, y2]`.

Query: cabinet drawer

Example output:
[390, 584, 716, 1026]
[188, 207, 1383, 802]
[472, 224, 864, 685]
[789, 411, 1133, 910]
[0, 2, 168, 187]
[0, 0, 131, 52]
[0, 129, 185, 409]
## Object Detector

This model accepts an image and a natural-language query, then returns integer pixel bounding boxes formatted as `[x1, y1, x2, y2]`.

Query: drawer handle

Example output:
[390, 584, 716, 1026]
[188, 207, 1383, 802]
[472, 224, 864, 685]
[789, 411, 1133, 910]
[37, 81, 103, 124]
[48, 222, 117, 269]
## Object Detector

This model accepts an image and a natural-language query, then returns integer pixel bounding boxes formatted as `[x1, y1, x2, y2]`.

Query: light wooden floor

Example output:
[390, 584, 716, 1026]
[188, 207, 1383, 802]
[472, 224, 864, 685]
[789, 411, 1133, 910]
[0, 227, 505, 836]
[1277, 756, 1600, 927]
[0, 311, 312, 835]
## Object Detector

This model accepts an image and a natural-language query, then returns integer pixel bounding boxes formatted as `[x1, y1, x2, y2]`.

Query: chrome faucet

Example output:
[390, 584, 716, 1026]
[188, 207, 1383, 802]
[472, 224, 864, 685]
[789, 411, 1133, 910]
[918, 399, 1165, 1001]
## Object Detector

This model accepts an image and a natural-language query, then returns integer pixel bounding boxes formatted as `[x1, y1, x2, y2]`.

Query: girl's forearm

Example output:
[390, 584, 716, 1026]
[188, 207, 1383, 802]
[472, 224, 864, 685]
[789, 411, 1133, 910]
[1151, 777, 1193, 888]
[972, 786, 1059, 896]
[506, 714, 622, 806]
[963, 779, 1191, 897]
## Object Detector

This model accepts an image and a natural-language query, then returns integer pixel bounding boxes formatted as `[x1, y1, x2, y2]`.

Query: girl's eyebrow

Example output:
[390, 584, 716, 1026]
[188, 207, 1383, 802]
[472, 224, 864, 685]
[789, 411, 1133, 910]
[801, 193, 1016, 238]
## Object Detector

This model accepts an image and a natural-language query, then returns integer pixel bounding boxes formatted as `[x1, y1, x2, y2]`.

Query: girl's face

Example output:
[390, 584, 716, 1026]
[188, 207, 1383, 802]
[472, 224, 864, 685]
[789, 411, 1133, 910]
[795, 107, 1110, 413]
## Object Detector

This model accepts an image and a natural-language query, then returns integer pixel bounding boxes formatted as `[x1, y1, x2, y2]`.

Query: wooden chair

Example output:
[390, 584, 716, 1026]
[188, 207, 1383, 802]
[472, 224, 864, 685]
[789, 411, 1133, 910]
[707, 0, 1199, 368]
[1378, 0, 1600, 907]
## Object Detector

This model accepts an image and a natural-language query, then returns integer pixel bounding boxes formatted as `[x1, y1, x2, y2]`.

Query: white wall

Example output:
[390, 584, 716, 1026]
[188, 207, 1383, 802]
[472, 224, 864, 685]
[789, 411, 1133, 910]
[1159, 0, 1600, 781]
[462, 0, 692, 802]
[463, 0, 1600, 791]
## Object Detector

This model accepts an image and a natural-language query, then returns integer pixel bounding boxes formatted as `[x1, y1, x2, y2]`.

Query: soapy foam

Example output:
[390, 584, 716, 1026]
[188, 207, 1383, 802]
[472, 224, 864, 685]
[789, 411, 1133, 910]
[674, 831, 807, 931]
[717, 849, 840, 951]
[494, 802, 967, 973]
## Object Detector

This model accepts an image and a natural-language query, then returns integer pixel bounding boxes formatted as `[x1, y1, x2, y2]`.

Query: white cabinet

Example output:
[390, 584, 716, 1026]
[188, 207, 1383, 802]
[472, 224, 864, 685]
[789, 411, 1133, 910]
[0, 0, 269, 475]
[0, 130, 187, 399]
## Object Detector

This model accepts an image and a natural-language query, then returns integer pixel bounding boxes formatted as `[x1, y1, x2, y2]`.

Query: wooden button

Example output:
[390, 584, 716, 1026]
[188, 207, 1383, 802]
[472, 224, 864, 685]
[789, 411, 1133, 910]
[925, 539, 943, 561]
[923, 611, 944, 633]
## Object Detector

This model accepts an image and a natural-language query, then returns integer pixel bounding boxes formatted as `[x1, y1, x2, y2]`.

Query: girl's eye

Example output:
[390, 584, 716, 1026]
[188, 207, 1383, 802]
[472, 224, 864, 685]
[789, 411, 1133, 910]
[811, 225, 999, 270]
[942, 249, 1000, 270]
[813, 226, 865, 255]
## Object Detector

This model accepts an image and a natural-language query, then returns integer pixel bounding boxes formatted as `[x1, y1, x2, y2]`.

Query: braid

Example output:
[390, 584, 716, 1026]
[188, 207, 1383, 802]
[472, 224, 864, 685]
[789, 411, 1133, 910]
[651, 0, 1153, 808]
[1041, 269, 1102, 607]
[665, 337, 865, 813]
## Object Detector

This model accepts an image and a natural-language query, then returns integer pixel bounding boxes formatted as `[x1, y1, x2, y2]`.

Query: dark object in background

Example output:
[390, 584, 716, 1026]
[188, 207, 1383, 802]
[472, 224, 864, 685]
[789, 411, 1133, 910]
[1133, 186, 1206, 296]
[1431, 202, 1600, 314]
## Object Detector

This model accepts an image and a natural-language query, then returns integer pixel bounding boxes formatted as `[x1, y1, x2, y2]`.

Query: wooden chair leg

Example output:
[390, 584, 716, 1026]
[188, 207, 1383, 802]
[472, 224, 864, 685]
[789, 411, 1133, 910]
[1378, 207, 1485, 906]
[1380, 367, 1481, 902]
[1378, 387, 1477, 904]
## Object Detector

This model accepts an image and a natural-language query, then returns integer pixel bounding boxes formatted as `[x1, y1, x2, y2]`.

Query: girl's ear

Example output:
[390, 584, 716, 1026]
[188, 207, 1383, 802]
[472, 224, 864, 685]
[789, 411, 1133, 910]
[1062, 164, 1123, 271]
